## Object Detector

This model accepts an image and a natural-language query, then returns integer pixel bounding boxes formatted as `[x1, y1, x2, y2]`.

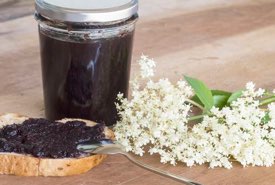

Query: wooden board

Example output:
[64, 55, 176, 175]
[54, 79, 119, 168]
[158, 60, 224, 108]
[0, 0, 34, 22]
[1, 0, 275, 184]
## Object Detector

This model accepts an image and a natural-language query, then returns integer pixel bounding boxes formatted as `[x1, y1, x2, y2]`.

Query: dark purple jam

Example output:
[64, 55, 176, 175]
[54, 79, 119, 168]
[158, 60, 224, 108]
[39, 24, 134, 126]
[0, 118, 105, 158]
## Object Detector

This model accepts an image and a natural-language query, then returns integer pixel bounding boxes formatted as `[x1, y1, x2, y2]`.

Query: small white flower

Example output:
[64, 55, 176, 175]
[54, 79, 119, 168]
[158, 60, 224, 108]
[139, 55, 156, 78]
[246, 82, 255, 91]
[268, 103, 275, 119]
[256, 88, 265, 97]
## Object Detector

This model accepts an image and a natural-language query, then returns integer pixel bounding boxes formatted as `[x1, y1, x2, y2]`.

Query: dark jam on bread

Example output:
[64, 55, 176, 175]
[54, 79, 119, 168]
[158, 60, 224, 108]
[0, 118, 105, 158]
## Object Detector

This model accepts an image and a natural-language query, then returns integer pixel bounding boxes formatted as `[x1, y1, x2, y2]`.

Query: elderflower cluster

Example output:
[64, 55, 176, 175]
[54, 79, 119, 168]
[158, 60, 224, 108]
[114, 56, 193, 164]
[114, 56, 275, 169]
[185, 83, 275, 169]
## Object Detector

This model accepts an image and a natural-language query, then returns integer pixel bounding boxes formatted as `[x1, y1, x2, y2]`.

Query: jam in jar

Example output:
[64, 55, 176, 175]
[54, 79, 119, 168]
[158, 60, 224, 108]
[35, 0, 138, 125]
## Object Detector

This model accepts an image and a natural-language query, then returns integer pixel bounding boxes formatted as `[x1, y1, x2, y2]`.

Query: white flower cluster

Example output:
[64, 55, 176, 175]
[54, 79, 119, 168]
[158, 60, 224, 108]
[114, 56, 275, 169]
[187, 83, 275, 168]
[115, 56, 193, 163]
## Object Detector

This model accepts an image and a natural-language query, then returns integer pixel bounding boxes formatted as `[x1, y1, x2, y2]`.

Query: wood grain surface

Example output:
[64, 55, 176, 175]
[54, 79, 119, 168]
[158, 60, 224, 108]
[1, 0, 275, 184]
[0, 0, 33, 22]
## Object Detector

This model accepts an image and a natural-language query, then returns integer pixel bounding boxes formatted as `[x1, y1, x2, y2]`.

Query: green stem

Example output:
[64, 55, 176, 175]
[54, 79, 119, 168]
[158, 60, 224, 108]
[260, 96, 275, 106]
[263, 91, 275, 97]
[261, 94, 275, 101]
[188, 114, 206, 121]
[185, 99, 205, 111]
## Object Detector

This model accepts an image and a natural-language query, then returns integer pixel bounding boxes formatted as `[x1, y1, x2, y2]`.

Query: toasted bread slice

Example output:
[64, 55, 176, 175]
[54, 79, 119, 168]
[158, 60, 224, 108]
[0, 113, 114, 176]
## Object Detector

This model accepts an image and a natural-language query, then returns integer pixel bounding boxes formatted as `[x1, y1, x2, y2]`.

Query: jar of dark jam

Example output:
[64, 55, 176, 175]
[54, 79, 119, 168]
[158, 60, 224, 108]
[35, 0, 138, 126]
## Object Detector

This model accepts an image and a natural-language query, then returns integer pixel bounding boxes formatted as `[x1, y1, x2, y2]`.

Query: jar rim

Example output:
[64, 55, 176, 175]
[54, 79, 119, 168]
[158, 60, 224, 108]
[37, 13, 137, 43]
[35, 0, 138, 23]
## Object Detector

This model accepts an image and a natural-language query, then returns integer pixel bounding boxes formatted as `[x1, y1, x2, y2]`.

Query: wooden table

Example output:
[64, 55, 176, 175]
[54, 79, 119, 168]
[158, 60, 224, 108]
[1, 0, 275, 184]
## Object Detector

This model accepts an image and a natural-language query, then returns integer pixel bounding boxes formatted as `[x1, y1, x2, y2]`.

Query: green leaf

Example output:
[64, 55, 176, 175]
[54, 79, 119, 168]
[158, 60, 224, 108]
[211, 90, 232, 97]
[212, 90, 232, 109]
[213, 95, 229, 109]
[191, 94, 203, 106]
[185, 76, 214, 110]
[262, 112, 271, 124]
[227, 90, 243, 105]
[192, 90, 232, 109]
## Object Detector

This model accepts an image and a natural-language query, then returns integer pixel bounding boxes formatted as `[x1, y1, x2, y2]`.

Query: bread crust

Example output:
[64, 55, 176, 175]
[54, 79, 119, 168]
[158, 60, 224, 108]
[0, 113, 114, 176]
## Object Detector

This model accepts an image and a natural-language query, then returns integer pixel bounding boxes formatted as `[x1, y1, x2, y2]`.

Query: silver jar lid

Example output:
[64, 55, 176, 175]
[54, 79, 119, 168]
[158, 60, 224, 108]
[35, 0, 138, 23]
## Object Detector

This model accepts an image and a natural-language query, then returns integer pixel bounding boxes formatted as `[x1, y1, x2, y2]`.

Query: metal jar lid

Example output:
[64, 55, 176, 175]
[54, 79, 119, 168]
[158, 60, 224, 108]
[35, 0, 138, 23]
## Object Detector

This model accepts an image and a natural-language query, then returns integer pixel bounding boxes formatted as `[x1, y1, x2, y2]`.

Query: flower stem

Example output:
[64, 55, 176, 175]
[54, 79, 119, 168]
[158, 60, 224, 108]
[263, 91, 275, 97]
[188, 114, 206, 121]
[260, 96, 275, 106]
[185, 99, 205, 111]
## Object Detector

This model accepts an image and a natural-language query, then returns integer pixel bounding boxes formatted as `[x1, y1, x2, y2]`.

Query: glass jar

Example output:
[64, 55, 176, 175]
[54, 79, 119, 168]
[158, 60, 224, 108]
[35, 0, 138, 126]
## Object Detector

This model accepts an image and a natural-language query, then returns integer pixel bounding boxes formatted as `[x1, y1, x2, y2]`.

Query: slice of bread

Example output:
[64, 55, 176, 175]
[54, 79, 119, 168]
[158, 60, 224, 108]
[0, 113, 114, 177]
